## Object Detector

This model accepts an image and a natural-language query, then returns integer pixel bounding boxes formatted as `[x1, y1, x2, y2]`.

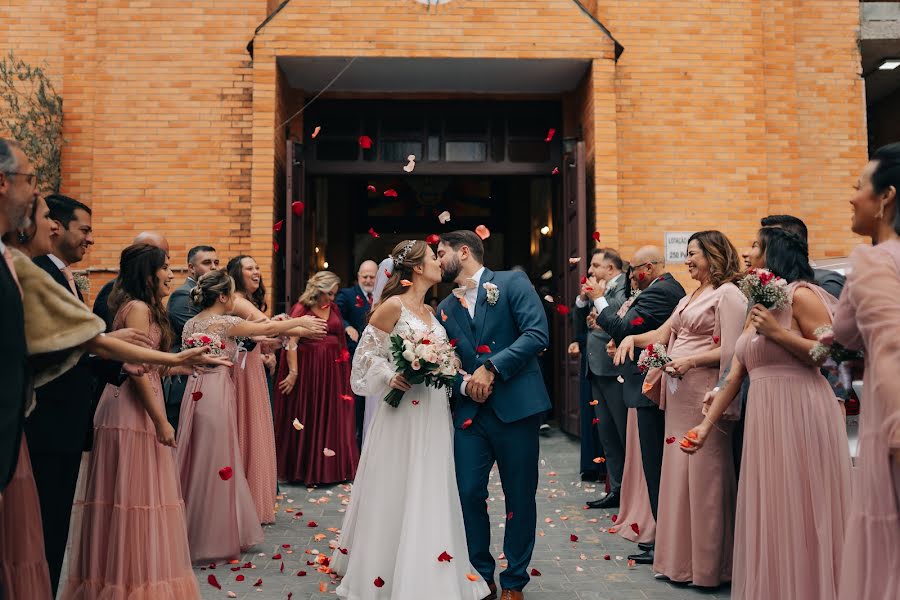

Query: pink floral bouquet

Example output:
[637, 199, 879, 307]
[738, 268, 790, 309]
[385, 333, 461, 407]
[182, 332, 227, 356]
[637, 343, 672, 374]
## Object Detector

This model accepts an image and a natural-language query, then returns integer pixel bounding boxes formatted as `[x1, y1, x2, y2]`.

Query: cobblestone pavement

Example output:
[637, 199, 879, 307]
[193, 430, 731, 600]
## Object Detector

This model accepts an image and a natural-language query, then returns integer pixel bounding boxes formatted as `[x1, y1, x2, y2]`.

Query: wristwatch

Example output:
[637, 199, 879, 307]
[483, 360, 498, 374]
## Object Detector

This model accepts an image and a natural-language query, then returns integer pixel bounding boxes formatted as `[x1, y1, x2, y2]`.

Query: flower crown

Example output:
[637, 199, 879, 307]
[392, 240, 415, 269]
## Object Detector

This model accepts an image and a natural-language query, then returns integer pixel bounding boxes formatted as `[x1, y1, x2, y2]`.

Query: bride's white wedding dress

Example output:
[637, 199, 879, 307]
[332, 304, 489, 600]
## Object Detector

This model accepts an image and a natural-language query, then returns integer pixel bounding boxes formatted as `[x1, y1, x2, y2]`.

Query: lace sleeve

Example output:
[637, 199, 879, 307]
[350, 325, 395, 396]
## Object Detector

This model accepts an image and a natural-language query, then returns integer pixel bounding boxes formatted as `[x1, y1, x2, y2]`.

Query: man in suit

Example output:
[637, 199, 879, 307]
[92, 231, 170, 327]
[578, 248, 629, 509]
[599, 246, 685, 564]
[334, 259, 377, 447]
[164, 245, 219, 430]
[438, 231, 550, 600]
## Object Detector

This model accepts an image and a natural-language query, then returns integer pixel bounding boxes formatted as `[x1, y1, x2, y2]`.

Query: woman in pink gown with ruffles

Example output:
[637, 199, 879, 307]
[616, 231, 746, 587]
[833, 143, 900, 600]
[683, 226, 851, 600]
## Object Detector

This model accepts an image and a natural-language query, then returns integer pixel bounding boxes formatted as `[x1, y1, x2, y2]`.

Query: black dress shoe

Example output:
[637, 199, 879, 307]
[627, 549, 654, 564]
[585, 491, 620, 509]
[637, 542, 654, 552]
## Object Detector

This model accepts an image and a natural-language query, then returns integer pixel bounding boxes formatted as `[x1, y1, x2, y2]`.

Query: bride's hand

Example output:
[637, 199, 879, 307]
[389, 374, 411, 392]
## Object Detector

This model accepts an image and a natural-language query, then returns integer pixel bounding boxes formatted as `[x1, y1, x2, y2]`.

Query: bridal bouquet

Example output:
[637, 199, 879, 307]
[810, 325, 863, 364]
[738, 268, 790, 309]
[182, 332, 227, 356]
[637, 343, 672, 374]
[384, 333, 461, 407]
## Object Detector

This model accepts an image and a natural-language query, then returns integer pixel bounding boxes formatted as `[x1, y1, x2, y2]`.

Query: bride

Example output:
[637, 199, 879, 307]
[331, 240, 489, 600]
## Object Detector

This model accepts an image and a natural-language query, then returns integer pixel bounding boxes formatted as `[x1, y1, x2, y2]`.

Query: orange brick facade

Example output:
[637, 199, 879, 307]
[2, 0, 866, 302]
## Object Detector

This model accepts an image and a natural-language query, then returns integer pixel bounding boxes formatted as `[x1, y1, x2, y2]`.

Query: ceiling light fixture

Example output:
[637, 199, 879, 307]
[878, 59, 900, 71]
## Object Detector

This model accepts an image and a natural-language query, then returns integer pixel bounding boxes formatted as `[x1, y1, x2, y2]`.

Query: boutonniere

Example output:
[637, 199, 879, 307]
[73, 271, 90, 293]
[483, 282, 499, 306]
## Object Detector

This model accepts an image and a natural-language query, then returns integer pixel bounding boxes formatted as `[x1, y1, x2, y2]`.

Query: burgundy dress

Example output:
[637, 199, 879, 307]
[273, 302, 358, 485]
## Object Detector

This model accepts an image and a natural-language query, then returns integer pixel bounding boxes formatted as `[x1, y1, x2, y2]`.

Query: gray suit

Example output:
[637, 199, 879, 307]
[164, 279, 200, 431]
[577, 274, 628, 493]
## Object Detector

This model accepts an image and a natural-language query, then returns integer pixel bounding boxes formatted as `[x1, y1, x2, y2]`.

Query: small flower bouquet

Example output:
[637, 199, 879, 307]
[637, 343, 672, 374]
[809, 325, 864, 364]
[182, 332, 227, 356]
[738, 268, 790, 309]
[384, 333, 461, 407]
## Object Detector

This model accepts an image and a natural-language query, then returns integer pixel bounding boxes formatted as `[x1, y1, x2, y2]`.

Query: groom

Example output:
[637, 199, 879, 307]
[437, 231, 550, 600]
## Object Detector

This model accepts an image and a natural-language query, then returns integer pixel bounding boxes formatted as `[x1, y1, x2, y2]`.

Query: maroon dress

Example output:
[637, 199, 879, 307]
[273, 302, 358, 485]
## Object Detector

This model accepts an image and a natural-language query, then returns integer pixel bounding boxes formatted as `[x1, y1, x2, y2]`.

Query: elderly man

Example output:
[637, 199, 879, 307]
[599, 246, 685, 564]
[92, 231, 169, 326]
[335, 259, 378, 447]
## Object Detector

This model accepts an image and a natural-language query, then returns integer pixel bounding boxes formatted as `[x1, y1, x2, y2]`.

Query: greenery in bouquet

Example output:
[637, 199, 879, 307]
[637, 343, 672, 374]
[384, 333, 461, 407]
[738, 268, 790, 309]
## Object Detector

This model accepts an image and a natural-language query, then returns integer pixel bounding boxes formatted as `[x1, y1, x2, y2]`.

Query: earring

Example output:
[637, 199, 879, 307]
[16, 231, 28, 244]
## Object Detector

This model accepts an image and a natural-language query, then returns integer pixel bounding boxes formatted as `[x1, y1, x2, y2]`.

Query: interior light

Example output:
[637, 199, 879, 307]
[314, 246, 320, 253]
[878, 59, 900, 71]
[323, 261, 329, 269]
[540, 225, 551, 236]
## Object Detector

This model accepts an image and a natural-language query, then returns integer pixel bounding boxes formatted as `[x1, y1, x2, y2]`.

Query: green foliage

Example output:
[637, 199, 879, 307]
[0, 51, 64, 194]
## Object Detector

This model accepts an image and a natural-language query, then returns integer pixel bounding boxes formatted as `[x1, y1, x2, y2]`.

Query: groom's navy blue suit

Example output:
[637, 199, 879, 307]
[438, 267, 551, 591]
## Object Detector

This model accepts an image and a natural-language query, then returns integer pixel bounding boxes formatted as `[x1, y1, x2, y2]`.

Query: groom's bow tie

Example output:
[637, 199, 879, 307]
[452, 278, 478, 299]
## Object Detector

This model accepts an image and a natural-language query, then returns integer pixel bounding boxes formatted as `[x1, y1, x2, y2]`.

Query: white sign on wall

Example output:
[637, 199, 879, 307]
[665, 232, 695, 264]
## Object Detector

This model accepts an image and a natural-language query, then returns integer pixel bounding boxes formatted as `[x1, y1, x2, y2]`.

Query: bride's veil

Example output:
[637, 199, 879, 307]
[371, 256, 394, 305]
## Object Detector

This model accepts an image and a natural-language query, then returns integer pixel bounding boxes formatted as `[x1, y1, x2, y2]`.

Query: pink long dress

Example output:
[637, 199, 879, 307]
[833, 241, 900, 600]
[177, 315, 264, 562]
[653, 283, 747, 586]
[732, 282, 850, 599]
[615, 409, 656, 545]
[61, 301, 199, 599]
[0, 437, 52, 599]
[231, 344, 278, 524]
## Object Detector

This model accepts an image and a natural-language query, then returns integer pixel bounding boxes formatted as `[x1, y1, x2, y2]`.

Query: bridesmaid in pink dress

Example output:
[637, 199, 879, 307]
[615, 408, 656, 545]
[616, 231, 746, 587]
[274, 271, 359, 485]
[833, 143, 900, 600]
[177, 270, 324, 561]
[683, 226, 851, 600]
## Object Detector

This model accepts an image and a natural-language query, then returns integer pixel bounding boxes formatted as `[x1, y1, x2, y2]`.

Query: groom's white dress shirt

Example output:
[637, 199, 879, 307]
[456, 266, 486, 397]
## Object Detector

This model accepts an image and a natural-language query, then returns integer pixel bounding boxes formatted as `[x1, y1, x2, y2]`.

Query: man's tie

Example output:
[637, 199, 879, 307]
[3, 247, 22, 298]
[367, 292, 373, 306]
[61, 265, 79, 296]
[452, 278, 478, 299]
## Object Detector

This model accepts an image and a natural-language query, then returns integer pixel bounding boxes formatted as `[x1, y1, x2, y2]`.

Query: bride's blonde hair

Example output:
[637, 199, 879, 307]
[377, 240, 428, 307]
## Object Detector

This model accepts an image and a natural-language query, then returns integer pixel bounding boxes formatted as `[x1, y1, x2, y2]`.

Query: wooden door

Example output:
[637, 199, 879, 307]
[285, 140, 308, 309]
[556, 141, 587, 436]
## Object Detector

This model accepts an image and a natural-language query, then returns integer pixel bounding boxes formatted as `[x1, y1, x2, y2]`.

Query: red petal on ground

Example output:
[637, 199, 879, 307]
[307, 520, 318, 527]
[437, 551, 453, 562]
[272, 554, 282, 560]
[207, 574, 221, 589]
[604, 554, 611, 560]
[374, 577, 385, 588]
[280, 562, 285, 573]
[426, 233, 440, 245]
[218, 466, 233, 480]
[191, 391, 203, 401]
[358, 135, 373, 149]
[530, 568, 542, 576]
[592, 231, 601, 242]
[368, 227, 380, 238]
[253, 579, 262, 587]
[461, 418, 473, 430]
[570, 534, 579, 542]
[339, 548, 348, 555]
[291, 201, 304, 216]
[611, 514, 618, 522]
[556, 305, 570, 316]
[296, 571, 307, 576]
[474, 224, 491, 240]
[631, 523, 640, 535]
[236, 574, 245, 581]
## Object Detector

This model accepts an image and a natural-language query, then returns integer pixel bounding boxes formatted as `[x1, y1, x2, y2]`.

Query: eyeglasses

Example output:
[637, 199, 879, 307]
[4, 172, 37, 187]
[633, 261, 660, 270]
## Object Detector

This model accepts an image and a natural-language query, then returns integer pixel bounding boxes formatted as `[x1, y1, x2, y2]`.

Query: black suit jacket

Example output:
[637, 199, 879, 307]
[92, 277, 116, 330]
[813, 268, 845, 300]
[334, 284, 372, 355]
[596, 273, 686, 408]
[167, 279, 200, 348]
[0, 253, 27, 492]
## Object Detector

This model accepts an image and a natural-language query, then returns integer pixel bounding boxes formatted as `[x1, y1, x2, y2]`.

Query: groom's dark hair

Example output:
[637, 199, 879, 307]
[440, 230, 485, 263]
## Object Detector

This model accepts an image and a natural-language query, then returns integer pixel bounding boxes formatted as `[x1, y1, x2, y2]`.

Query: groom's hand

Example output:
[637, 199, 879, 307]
[468, 366, 495, 402]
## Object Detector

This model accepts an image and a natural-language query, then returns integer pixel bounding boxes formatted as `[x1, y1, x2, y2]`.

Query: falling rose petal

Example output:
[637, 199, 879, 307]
[611, 514, 618, 522]
[713, 335, 720, 344]
[476, 345, 491, 353]
[461, 418, 473, 430]
[367, 184, 376, 193]
[617, 375, 625, 383]
[591, 417, 599, 425]
[592, 457, 605, 464]
[466, 573, 479, 582]
[208, 574, 221, 589]
[368, 227, 380, 238]
[312, 125, 321, 138]
[437, 551, 453, 562]
[273, 240, 279, 252]
[592, 231, 601, 243]
[411, 400, 420, 405]
[373, 577, 385, 588]
[543, 295, 555, 303]
[530, 568, 542, 576]
[449, 338, 458, 348]
[570, 534, 579, 542]
[630, 522, 640, 535]
[544, 128, 556, 142]
[440, 309, 449, 322]
[474, 224, 491, 240]
[630, 316, 645, 326]
[218, 466, 233, 481]
[191, 391, 203, 401]
[292, 418, 304, 431]
[569, 257, 581, 264]
[335, 349, 351, 363]
[426, 233, 440, 245]
[383, 189, 398, 198]
[665, 436, 677, 444]
[686, 431, 698, 440]
[273, 220, 284, 233]
[384, 269, 391, 277]
[358, 135, 373, 149]
[339, 394, 353, 402]
[323, 448, 336, 457]
[556, 305, 570, 316]
[403, 161, 416, 173]
[438, 210, 452, 224]
[355, 295, 364, 308]
[589, 400, 599, 406]
[291, 201, 305, 217]
[400, 279, 413, 287]
[507, 512, 514, 521]
[551, 167, 559, 175]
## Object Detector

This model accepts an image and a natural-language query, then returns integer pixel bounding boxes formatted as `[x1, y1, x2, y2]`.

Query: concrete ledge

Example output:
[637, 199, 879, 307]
[862, 2, 900, 40]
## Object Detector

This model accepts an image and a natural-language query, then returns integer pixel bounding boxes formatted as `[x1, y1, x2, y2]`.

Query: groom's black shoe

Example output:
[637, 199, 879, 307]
[638, 541, 654, 552]
[481, 582, 497, 600]
[586, 491, 620, 509]
[627, 548, 655, 564]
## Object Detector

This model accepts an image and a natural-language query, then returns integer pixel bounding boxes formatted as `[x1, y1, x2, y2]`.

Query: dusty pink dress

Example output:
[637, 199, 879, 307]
[231, 344, 278, 525]
[833, 241, 900, 600]
[0, 437, 52, 599]
[733, 282, 850, 599]
[177, 315, 264, 562]
[653, 283, 746, 586]
[61, 301, 199, 599]
[616, 409, 656, 544]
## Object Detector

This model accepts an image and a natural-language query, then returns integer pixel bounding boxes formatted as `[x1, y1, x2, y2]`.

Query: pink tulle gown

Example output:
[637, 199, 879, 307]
[653, 283, 747, 586]
[732, 282, 850, 600]
[833, 241, 900, 600]
[177, 314, 264, 562]
[616, 409, 656, 545]
[60, 300, 199, 599]
[231, 344, 278, 524]
[0, 437, 52, 599]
